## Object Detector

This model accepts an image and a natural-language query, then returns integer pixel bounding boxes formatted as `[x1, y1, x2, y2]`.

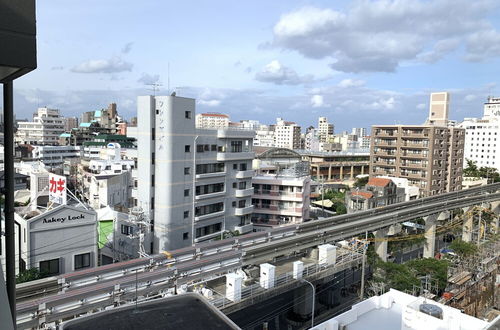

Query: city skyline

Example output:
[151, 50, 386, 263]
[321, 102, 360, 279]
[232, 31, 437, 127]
[4, 0, 500, 131]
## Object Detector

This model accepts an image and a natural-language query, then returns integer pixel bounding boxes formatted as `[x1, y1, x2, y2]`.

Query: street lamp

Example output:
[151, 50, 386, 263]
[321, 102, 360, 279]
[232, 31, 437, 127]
[300, 279, 315, 328]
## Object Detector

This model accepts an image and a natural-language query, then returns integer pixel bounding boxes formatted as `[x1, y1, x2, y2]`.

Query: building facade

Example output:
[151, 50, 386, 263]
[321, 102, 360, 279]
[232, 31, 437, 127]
[318, 117, 334, 142]
[251, 148, 311, 230]
[136, 95, 255, 253]
[195, 113, 230, 129]
[299, 151, 370, 182]
[346, 177, 405, 213]
[275, 118, 301, 149]
[32, 145, 82, 168]
[16, 107, 65, 145]
[370, 125, 464, 196]
[458, 96, 500, 171]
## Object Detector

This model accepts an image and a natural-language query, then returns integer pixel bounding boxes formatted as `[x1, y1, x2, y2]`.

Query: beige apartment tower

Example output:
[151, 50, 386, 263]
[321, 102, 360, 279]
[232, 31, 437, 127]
[370, 125, 464, 197]
[428, 92, 450, 126]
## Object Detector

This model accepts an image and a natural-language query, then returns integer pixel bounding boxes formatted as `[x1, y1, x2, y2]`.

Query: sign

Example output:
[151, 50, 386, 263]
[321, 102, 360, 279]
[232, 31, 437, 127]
[42, 213, 85, 224]
[49, 173, 67, 205]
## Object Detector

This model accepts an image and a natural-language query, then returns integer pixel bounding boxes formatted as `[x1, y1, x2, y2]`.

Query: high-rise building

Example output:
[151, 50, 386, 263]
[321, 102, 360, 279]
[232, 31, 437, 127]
[275, 118, 301, 149]
[351, 127, 367, 137]
[458, 96, 500, 171]
[195, 113, 230, 129]
[254, 125, 275, 147]
[136, 95, 254, 253]
[318, 117, 334, 142]
[428, 92, 450, 126]
[370, 125, 464, 196]
[16, 107, 65, 145]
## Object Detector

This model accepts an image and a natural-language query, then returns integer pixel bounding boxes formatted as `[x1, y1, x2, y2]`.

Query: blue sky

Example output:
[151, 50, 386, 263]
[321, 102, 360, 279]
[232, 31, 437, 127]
[9, 0, 500, 131]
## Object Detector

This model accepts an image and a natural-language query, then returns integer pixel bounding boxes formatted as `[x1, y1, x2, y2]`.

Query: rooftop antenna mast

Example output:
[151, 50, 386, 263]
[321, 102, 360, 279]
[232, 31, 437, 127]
[147, 82, 162, 97]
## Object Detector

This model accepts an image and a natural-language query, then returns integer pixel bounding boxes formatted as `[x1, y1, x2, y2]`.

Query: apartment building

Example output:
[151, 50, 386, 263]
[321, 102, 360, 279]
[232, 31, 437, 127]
[195, 113, 230, 129]
[346, 177, 405, 213]
[299, 150, 370, 182]
[63, 116, 79, 132]
[16, 107, 65, 145]
[370, 125, 464, 196]
[32, 145, 82, 168]
[251, 148, 310, 230]
[254, 125, 275, 147]
[351, 127, 368, 137]
[318, 117, 334, 142]
[275, 118, 301, 149]
[458, 96, 500, 171]
[136, 95, 254, 253]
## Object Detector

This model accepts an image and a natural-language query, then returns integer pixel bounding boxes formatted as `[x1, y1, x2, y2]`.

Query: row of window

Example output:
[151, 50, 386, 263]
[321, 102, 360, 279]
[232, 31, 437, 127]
[39, 253, 91, 275]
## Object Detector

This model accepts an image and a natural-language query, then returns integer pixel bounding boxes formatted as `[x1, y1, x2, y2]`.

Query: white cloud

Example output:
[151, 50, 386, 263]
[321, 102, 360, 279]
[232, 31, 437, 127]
[416, 103, 427, 110]
[72, 56, 133, 73]
[270, 1, 500, 72]
[137, 73, 160, 85]
[338, 78, 365, 88]
[198, 99, 221, 107]
[255, 60, 314, 85]
[311, 94, 325, 108]
[464, 94, 477, 101]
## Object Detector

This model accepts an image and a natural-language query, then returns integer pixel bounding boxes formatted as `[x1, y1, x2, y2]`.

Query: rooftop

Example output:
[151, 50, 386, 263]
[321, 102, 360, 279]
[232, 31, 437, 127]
[367, 177, 392, 187]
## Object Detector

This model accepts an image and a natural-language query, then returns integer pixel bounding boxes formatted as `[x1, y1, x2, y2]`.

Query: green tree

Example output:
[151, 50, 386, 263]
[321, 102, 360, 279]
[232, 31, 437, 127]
[405, 258, 449, 291]
[353, 176, 369, 188]
[16, 268, 48, 284]
[333, 202, 347, 215]
[463, 159, 479, 177]
[449, 239, 478, 258]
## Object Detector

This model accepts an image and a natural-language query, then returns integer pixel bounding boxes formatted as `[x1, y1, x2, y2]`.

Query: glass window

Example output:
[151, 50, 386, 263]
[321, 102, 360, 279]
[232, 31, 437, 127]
[74, 253, 91, 270]
[39, 258, 60, 276]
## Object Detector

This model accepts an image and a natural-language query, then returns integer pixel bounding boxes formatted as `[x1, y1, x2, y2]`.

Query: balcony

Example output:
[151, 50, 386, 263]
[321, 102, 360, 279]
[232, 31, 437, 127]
[253, 206, 302, 216]
[235, 170, 254, 179]
[234, 223, 253, 234]
[374, 130, 397, 137]
[253, 190, 303, 201]
[195, 171, 226, 179]
[235, 188, 254, 198]
[194, 210, 225, 222]
[234, 205, 254, 216]
[195, 191, 226, 200]
[216, 151, 254, 161]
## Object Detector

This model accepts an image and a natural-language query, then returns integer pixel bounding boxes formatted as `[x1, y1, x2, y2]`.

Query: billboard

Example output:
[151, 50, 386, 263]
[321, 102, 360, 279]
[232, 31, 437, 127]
[48, 173, 67, 205]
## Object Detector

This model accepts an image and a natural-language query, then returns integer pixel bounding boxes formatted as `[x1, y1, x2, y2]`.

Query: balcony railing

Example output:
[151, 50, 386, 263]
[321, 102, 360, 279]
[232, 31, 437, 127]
[235, 205, 254, 216]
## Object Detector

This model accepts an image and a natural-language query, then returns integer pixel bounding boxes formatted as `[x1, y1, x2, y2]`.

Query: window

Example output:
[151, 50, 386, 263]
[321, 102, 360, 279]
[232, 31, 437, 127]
[39, 258, 60, 276]
[211, 145, 217, 151]
[74, 253, 91, 270]
[232, 182, 237, 188]
[197, 145, 204, 152]
[184, 189, 189, 197]
[184, 167, 190, 175]
[184, 211, 189, 218]
[185, 111, 191, 119]
[151, 197, 155, 209]
[152, 152, 155, 165]
[185, 145, 191, 152]
[230, 141, 243, 152]
[232, 201, 237, 207]
[151, 128, 155, 140]
[195, 202, 224, 216]
[183, 232, 189, 240]
[121, 224, 133, 235]
[233, 164, 238, 170]
[239, 163, 247, 171]
[152, 174, 155, 187]
[238, 200, 246, 208]
[238, 181, 246, 189]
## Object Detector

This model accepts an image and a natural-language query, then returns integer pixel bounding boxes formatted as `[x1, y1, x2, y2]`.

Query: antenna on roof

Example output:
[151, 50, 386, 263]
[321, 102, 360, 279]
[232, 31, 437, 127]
[147, 82, 162, 97]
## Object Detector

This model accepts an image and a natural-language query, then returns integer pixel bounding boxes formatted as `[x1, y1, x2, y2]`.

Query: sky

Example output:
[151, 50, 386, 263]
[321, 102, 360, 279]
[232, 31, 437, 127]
[7, 0, 500, 132]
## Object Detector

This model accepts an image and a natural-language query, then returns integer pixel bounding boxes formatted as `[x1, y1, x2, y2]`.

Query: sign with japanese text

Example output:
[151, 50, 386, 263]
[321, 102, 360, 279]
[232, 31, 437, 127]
[48, 173, 67, 205]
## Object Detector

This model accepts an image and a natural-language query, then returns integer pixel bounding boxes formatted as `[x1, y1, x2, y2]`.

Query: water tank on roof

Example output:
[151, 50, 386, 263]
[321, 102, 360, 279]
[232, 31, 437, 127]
[419, 303, 443, 319]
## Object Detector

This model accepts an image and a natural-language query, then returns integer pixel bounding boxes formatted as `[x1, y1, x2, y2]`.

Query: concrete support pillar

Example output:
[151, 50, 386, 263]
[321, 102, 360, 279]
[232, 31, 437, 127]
[462, 207, 473, 242]
[328, 165, 332, 181]
[374, 228, 389, 261]
[361, 165, 364, 175]
[293, 261, 304, 280]
[340, 166, 343, 181]
[423, 214, 438, 258]
[350, 165, 354, 179]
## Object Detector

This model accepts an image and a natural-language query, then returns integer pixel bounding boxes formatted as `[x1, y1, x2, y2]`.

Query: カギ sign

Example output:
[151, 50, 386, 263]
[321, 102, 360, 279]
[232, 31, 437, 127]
[49, 173, 67, 205]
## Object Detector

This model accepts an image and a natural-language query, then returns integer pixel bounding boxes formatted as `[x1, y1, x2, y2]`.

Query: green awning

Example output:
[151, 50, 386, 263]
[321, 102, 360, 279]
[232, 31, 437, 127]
[98, 220, 114, 249]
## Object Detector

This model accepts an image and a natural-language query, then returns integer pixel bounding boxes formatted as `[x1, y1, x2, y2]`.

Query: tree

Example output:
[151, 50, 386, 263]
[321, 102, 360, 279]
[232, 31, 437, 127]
[463, 159, 479, 177]
[405, 258, 449, 291]
[333, 202, 347, 215]
[353, 176, 369, 188]
[16, 268, 48, 284]
[463, 159, 500, 182]
[449, 239, 478, 258]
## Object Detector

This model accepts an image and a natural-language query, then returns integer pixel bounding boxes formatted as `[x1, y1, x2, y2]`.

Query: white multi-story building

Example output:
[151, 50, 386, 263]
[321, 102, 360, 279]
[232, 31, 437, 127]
[275, 118, 301, 149]
[254, 125, 276, 147]
[136, 95, 255, 253]
[458, 96, 500, 171]
[318, 117, 334, 142]
[304, 128, 320, 151]
[239, 120, 260, 130]
[32, 145, 82, 168]
[351, 127, 368, 137]
[251, 148, 311, 230]
[16, 107, 65, 145]
[195, 113, 230, 129]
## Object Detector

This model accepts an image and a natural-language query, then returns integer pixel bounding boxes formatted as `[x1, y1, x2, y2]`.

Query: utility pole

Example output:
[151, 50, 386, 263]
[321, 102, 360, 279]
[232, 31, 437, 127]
[360, 231, 368, 300]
